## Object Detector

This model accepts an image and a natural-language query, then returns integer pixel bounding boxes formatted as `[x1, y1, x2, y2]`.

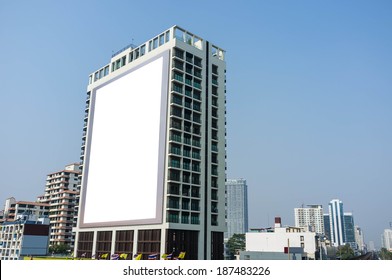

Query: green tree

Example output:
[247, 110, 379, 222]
[227, 234, 245, 259]
[379, 248, 392, 260]
[336, 244, 355, 260]
[49, 244, 70, 255]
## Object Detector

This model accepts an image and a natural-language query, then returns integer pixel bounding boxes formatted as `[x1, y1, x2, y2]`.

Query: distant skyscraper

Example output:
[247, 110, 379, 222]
[294, 204, 324, 234]
[354, 225, 366, 253]
[323, 214, 331, 240]
[73, 26, 227, 260]
[328, 199, 345, 246]
[343, 212, 356, 250]
[225, 179, 249, 239]
[326, 199, 357, 250]
[368, 241, 375, 251]
[381, 229, 392, 251]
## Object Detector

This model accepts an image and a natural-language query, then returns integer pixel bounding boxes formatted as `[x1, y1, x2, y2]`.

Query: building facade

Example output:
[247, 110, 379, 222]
[40, 163, 80, 249]
[0, 214, 50, 260]
[225, 179, 248, 239]
[73, 26, 227, 260]
[294, 204, 324, 234]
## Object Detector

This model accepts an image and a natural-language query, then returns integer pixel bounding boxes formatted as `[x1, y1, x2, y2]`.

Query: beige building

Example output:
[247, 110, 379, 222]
[40, 163, 80, 248]
[294, 204, 325, 234]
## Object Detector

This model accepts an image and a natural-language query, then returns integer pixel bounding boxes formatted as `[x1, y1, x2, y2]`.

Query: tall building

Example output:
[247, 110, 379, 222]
[325, 199, 357, 250]
[343, 212, 356, 250]
[323, 213, 331, 241]
[40, 163, 80, 248]
[368, 241, 375, 251]
[381, 229, 392, 251]
[294, 204, 324, 234]
[225, 179, 248, 240]
[327, 199, 345, 247]
[354, 225, 366, 253]
[73, 26, 226, 260]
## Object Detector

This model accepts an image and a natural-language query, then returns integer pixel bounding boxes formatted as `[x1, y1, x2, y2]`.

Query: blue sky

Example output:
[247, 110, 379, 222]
[1, 0, 391, 248]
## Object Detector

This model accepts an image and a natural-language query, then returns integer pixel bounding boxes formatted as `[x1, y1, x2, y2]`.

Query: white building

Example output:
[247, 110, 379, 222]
[2, 197, 49, 222]
[0, 213, 50, 260]
[381, 229, 392, 251]
[294, 204, 324, 234]
[225, 179, 248, 239]
[73, 26, 227, 260]
[327, 199, 345, 246]
[245, 217, 317, 260]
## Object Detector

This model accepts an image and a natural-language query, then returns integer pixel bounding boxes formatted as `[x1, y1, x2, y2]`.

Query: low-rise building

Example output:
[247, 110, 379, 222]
[0, 214, 50, 260]
[242, 217, 317, 260]
[3, 197, 49, 221]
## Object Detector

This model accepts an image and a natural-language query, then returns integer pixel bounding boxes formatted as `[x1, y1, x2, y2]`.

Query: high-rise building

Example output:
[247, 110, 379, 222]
[343, 212, 356, 250]
[327, 199, 345, 247]
[325, 199, 357, 250]
[323, 213, 331, 241]
[381, 229, 392, 251]
[73, 26, 226, 260]
[225, 179, 249, 239]
[294, 204, 324, 234]
[40, 163, 80, 248]
[354, 225, 366, 253]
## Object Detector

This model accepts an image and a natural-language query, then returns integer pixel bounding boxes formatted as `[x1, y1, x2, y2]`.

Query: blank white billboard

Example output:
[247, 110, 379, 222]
[80, 52, 169, 227]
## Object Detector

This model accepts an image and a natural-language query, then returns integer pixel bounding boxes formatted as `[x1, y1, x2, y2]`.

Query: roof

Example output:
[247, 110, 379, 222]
[16, 201, 50, 207]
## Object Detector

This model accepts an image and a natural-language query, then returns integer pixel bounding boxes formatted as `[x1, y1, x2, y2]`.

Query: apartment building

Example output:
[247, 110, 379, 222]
[294, 204, 324, 234]
[41, 163, 80, 248]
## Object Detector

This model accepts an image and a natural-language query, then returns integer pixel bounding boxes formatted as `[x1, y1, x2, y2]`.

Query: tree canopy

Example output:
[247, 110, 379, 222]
[336, 244, 355, 260]
[227, 233, 245, 259]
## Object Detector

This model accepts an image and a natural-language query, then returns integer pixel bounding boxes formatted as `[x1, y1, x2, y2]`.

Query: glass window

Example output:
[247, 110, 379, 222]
[153, 38, 158, 49]
[159, 34, 165, 46]
[165, 31, 170, 43]
[175, 28, 184, 41]
[140, 45, 146, 56]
